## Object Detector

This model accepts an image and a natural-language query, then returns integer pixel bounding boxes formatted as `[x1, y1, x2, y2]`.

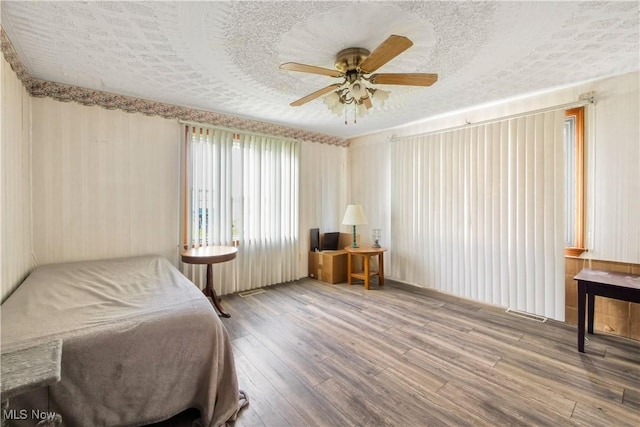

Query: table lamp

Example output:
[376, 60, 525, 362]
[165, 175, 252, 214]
[342, 204, 368, 248]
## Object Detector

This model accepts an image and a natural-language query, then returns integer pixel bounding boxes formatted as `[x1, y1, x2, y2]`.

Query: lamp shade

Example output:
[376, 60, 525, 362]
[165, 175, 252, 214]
[342, 204, 368, 225]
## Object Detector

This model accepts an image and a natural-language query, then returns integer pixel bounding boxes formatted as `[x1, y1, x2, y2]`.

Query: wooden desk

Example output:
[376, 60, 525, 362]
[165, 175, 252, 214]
[182, 246, 238, 318]
[345, 246, 387, 290]
[573, 268, 640, 353]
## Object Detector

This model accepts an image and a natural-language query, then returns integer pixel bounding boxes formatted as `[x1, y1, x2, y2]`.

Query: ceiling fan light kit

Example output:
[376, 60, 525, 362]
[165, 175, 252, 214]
[280, 35, 438, 124]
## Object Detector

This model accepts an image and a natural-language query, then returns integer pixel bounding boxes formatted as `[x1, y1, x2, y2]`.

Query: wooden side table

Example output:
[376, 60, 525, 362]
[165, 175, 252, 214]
[345, 246, 387, 290]
[181, 246, 238, 318]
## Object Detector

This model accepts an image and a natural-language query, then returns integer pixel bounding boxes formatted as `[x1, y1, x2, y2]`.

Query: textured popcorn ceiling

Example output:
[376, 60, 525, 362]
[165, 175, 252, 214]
[1, 1, 638, 139]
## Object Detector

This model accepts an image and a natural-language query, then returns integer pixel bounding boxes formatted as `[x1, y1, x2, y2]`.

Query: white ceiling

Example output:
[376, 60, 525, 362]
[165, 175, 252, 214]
[1, 1, 638, 140]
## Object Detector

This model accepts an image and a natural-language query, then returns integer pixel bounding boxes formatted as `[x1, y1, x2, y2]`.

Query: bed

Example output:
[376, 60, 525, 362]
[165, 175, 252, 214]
[1, 255, 245, 427]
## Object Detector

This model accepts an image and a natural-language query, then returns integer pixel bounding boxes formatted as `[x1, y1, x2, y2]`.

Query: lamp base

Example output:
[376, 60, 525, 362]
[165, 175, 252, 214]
[351, 225, 359, 248]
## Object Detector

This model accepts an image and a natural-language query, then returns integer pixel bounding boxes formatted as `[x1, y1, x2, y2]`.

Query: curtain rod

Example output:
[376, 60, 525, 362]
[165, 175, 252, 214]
[178, 119, 303, 144]
[391, 93, 595, 142]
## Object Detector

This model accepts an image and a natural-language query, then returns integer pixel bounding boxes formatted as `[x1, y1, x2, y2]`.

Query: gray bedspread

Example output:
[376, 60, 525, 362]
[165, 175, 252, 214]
[1, 255, 242, 427]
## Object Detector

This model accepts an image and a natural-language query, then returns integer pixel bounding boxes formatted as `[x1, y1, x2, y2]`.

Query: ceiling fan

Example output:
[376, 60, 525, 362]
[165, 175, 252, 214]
[280, 35, 438, 120]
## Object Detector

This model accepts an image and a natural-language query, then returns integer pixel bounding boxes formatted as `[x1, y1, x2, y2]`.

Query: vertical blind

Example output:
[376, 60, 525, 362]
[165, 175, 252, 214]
[391, 110, 565, 320]
[183, 126, 299, 294]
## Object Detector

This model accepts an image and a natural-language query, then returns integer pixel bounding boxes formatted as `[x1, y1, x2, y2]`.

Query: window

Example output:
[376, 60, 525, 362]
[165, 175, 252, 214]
[182, 125, 300, 291]
[564, 107, 585, 256]
[187, 134, 242, 246]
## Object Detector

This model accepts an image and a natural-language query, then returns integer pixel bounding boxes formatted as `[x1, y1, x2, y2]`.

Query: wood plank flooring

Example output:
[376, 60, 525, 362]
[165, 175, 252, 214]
[220, 278, 640, 427]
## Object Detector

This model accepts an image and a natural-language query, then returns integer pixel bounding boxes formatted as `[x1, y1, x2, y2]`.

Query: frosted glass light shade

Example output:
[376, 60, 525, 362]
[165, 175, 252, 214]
[372, 89, 390, 107]
[350, 80, 367, 101]
[324, 91, 345, 116]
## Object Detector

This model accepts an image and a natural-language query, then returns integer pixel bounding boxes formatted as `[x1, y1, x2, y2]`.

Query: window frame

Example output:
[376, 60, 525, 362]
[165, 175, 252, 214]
[564, 107, 586, 257]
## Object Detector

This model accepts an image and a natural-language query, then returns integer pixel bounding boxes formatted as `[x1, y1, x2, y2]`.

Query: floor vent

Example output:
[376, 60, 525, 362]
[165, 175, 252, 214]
[505, 308, 548, 323]
[238, 289, 266, 298]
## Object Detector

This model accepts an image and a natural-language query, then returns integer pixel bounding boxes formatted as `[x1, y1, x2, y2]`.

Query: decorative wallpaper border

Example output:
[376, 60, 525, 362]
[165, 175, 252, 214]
[0, 27, 347, 147]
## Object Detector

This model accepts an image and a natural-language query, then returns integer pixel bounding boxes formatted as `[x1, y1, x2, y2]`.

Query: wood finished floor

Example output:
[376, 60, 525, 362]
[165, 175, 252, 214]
[218, 278, 640, 427]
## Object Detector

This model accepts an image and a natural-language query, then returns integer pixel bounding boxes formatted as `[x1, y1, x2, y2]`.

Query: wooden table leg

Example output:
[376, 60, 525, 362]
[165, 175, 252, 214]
[347, 253, 352, 286]
[587, 292, 595, 334]
[364, 256, 370, 290]
[577, 281, 586, 352]
[378, 253, 384, 287]
[204, 264, 230, 318]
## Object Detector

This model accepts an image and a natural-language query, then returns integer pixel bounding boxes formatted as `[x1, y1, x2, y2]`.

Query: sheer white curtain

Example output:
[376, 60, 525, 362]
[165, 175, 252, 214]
[391, 110, 565, 320]
[183, 126, 299, 294]
[235, 133, 299, 290]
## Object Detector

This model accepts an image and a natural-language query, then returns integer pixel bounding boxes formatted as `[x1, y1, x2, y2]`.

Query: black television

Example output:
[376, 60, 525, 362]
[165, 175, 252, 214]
[321, 232, 340, 251]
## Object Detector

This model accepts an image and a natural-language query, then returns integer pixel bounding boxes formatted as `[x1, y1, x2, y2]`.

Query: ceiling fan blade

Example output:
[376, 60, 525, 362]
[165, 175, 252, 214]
[290, 84, 342, 106]
[280, 62, 342, 78]
[359, 35, 413, 73]
[362, 96, 373, 109]
[369, 73, 438, 86]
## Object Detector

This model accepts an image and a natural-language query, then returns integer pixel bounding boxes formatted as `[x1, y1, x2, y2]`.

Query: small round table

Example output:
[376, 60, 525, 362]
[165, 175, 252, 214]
[344, 246, 387, 290]
[181, 246, 238, 318]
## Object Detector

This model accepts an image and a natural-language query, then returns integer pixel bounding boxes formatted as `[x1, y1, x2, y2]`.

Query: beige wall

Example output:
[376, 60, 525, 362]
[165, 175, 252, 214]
[1, 56, 33, 302]
[30, 98, 183, 266]
[299, 141, 349, 276]
[588, 73, 640, 263]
